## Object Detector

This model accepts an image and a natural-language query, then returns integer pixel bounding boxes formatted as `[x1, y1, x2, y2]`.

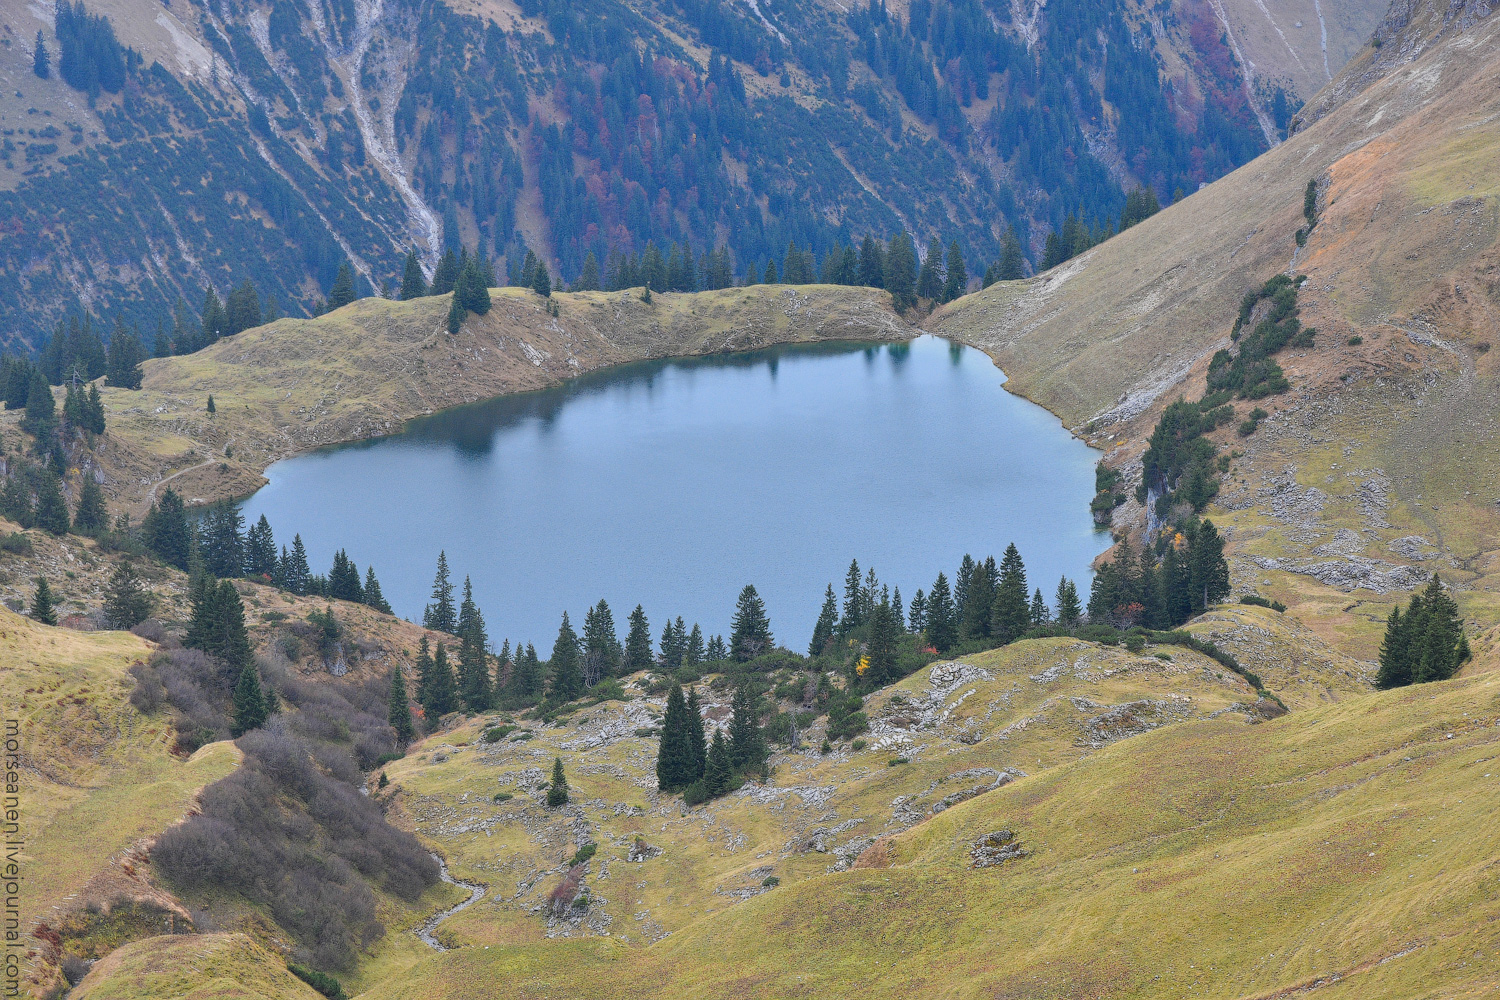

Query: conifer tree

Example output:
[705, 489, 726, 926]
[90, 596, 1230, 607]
[414, 636, 436, 714]
[686, 686, 707, 778]
[730, 585, 773, 661]
[143, 488, 190, 569]
[424, 641, 459, 719]
[33, 31, 49, 79]
[706, 635, 727, 661]
[960, 558, 994, 640]
[1188, 519, 1231, 613]
[549, 611, 585, 702]
[32, 473, 70, 536]
[839, 559, 863, 635]
[685, 624, 705, 666]
[282, 534, 311, 594]
[206, 394, 215, 414]
[105, 329, 145, 388]
[231, 663, 270, 737]
[916, 237, 944, 301]
[991, 544, 1031, 643]
[225, 280, 261, 335]
[1055, 576, 1082, 628]
[327, 263, 357, 310]
[457, 579, 492, 711]
[857, 235, 885, 288]
[1414, 575, 1464, 684]
[1029, 588, 1049, 627]
[389, 666, 415, 746]
[1375, 606, 1409, 689]
[328, 549, 363, 602]
[85, 383, 105, 430]
[23, 369, 54, 435]
[656, 685, 696, 790]
[245, 515, 277, 579]
[424, 552, 457, 633]
[884, 231, 918, 309]
[704, 729, 733, 797]
[430, 249, 459, 295]
[810, 584, 838, 656]
[925, 572, 956, 652]
[942, 240, 968, 302]
[72, 477, 106, 536]
[399, 251, 428, 300]
[547, 757, 569, 807]
[954, 554, 975, 624]
[104, 560, 152, 629]
[863, 593, 902, 686]
[574, 251, 602, 291]
[624, 605, 653, 673]
[728, 684, 768, 776]
[30, 576, 58, 626]
[201, 287, 227, 345]
[446, 292, 464, 334]
[908, 589, 927, 634]
[763, 258, 777, 284]
[582, 599, 622, 683]
[892, 586, 904, 630]
[531, 260, 552, 297]
[363, 567, 392, 613]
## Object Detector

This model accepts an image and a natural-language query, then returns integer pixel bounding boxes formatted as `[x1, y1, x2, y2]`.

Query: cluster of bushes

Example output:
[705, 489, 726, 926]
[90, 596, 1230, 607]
[1209, 273, 1314, 400]
[136, 633, 437, 971]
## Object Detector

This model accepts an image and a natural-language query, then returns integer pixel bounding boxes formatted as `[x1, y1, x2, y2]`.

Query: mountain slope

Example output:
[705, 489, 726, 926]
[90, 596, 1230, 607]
[932, 0, 1500, 656]
[0, 0, 1389, 347]
[361, 653, 1500, 999]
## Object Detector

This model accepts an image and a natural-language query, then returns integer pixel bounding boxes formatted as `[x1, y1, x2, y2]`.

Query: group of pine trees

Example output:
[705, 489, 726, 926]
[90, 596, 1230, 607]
[655, 682, 768, 804]
[139, 493, 391, 615]
[397, 248, 497, 331]
[1376, 575, 1470, 688]
[809, 548, 1082, 671]
[1086, 521, 1229, 629]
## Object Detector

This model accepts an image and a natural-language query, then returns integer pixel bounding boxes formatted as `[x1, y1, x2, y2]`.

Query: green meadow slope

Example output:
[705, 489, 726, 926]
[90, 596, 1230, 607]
[358, 649, 1500, 1000]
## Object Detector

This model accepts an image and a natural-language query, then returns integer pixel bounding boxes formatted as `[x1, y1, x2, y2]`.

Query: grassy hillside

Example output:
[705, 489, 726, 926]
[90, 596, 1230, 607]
[47, 284, 911, 514]
[934, 0, 1500, 659]
[70, 934, 323, 1000]
[359, 646, 1499, 999]
[0, 606, 240, 996]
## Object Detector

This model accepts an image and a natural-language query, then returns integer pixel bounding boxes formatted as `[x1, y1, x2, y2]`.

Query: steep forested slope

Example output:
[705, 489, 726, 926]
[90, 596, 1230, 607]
[0, 0, 1381, 348]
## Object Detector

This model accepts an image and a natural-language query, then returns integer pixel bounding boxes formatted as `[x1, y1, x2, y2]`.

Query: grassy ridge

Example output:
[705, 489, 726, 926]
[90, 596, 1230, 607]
[364, 660, 1500, 999]
[71, 933, 323, 1000]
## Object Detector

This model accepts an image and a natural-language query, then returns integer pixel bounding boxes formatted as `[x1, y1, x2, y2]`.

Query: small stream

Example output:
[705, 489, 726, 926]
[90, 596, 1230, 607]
[417, 853, 485, 951]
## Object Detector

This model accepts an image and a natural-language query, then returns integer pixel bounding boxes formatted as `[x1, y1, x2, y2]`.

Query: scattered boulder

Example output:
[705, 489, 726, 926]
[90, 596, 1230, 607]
[970, 830, 1028, 869]
[628, 837, 662, 862]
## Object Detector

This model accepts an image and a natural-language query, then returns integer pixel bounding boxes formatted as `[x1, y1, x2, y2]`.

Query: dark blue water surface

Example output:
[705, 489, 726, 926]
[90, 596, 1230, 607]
[240, 336, 1108, 653]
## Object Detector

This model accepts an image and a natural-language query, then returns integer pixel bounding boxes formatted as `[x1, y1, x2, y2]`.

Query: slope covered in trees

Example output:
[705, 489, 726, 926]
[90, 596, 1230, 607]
[0, 0, 1297, 349]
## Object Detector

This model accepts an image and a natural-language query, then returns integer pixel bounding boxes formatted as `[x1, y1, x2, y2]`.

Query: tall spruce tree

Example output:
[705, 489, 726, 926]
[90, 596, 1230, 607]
[363, 567, 392, 613]
[656, 685, 697, 790]
[282, 534, 311, 595]
[1376, 606, 1410, 689]
[730, 585, 773, 661]
[328, 549, 363, 602]
[582, 599, 621, 683]
[399, 251, 428, 300]
[1413, 575, 1464, 684]
[908, 589, 927, 634]
[1189, 519, 1231, 613]
[1055, 576, 1082, 628]
[389, 666, 415, 746]
[1029, 588, 1050, 626]
[424, 552, 457, 633]
[686, 686, 707, 778]
[839, 559, 863, 635]
[624, 605, 653, 673]
[32, 474, 70, 536]
[685, 624, 705, 666]
[104, 561, 152, 629]
[547, 757, 569, 807]
[942, 240, 968, 302]
[457, 578, 491, 711]
[327, 263, 357, 310]
[423, 642, 459, 719]
[72, 477, 106, 536]
[245, 515, 277, 579]
[33, 31, 49, 79]
[430, 249, 459, 295]
[884, 231, 918, 310]
[549, 611, 585, 702]
[728, 684, 767, 777]
[30, 576, 58, 626]
[991, 544, 1031, 643]
[230, 663, 270, 737]
[810, 584, 838, 656]
[960, 558, 994, 640]
[143, 488, 191, 569]
[863, 593, 902, 687]
[925, 572, 956, 652]
[916, 237, 945, 301]
[704, 729, 733, 797]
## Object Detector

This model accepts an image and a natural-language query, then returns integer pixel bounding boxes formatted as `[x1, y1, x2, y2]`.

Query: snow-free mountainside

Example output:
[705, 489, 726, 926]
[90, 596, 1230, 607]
[3, 0, 1500, 995]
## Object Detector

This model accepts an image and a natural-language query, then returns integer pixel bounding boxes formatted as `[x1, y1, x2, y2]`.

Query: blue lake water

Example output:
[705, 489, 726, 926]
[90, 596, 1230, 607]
[239, 335, 1108, 654]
